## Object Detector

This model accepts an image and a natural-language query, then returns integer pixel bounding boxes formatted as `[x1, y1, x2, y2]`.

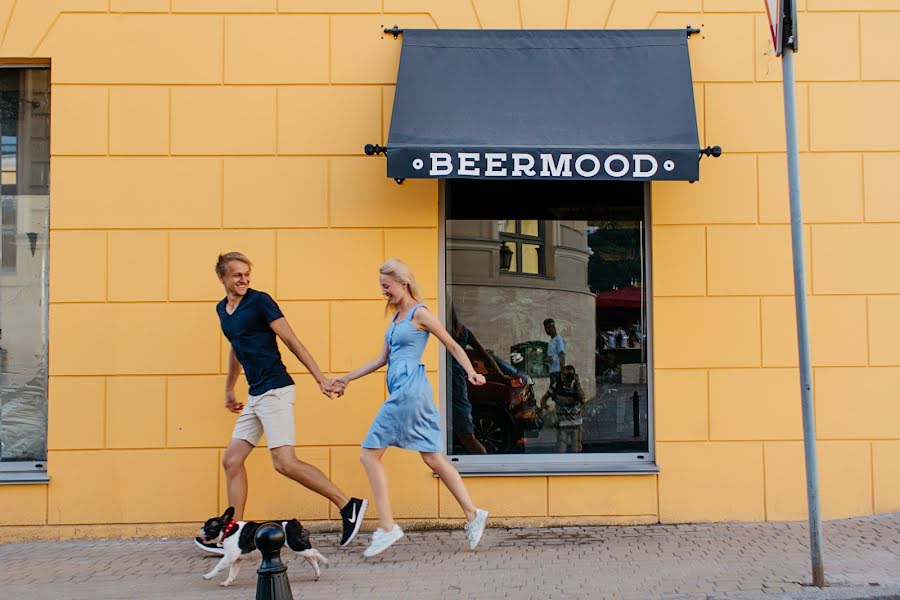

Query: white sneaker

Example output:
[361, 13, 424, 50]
[363, 524, 404, 557]
[464, 508, 489, 550]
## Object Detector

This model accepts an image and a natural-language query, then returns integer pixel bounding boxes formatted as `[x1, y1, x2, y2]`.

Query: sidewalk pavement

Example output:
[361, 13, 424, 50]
[1, 513, 898, 600]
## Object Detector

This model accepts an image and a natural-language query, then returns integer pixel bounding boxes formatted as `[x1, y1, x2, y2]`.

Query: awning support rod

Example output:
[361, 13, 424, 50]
[387, 25, 699, 39]
[699, 145, 722, 159]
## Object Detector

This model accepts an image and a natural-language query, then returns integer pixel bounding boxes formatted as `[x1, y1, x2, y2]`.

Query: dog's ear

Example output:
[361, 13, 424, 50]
[221, 506, 235, 522]
[298, 525, 311, 545]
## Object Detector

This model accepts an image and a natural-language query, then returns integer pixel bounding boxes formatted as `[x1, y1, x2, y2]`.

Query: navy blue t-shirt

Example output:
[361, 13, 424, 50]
[217, 288, 294, 396]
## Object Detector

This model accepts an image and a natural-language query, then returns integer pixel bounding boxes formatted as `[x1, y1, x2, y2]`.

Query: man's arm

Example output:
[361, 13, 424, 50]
[269, 317, 332, 397]
[224, 347, 243, 414]
[467, 329, 503, 375]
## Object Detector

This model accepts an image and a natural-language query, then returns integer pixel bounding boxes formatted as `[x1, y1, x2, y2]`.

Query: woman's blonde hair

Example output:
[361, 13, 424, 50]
[380, 257, 422, 314]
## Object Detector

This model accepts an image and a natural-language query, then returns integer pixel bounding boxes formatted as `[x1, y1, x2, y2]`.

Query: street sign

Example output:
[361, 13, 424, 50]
[765, 0, 785, 55]
[765, 0, 798, 56]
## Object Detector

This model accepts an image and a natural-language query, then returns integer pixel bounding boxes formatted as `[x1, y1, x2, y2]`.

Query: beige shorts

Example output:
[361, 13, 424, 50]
[232, 385, 296, 449]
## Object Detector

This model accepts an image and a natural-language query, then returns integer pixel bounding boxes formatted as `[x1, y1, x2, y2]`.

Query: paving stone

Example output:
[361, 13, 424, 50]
[1, 514, 899, 599]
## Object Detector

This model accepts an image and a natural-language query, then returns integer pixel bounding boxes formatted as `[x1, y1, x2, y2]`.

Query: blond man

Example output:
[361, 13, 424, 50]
[195, 252, 367, 554]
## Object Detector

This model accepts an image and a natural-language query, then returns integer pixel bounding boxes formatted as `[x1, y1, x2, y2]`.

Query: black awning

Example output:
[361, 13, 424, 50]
[385, 29, 701, 182]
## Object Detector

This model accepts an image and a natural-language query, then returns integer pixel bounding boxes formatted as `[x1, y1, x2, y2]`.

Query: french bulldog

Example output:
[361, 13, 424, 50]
[198, 507, 328, 587]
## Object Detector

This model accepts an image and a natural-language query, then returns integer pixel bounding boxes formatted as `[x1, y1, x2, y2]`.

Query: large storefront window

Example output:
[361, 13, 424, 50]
[444, 180, 652, 473]
[0, 67, 50, 479]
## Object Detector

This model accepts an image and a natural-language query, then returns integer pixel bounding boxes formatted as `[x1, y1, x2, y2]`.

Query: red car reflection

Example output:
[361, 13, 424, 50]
[458, 349, 541, 454]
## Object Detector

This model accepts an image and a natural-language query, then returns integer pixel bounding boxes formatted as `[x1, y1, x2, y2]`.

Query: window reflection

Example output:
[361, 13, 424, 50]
[497, 219, 546, 276]
[446, 183, 648, 456]
[0, 67, 50, 465]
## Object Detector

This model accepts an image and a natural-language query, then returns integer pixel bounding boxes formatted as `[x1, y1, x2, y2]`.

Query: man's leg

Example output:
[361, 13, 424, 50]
[270, 445, 350, 509]
[556, 427, 568, 453]
[222, 438, 254, 521]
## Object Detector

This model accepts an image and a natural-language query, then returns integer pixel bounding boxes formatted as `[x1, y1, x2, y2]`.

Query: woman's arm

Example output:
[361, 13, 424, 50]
[575, 377, 586, 403]
[335, 342, 390, 391]
[414, 307, 485, 385]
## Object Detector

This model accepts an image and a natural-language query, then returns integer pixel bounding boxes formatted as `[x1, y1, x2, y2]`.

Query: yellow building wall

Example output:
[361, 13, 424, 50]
[1, 0, 899, 535]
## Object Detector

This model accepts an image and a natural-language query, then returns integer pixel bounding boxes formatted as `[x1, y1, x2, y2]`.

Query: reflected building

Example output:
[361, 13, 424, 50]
[447, 218, 596, 402]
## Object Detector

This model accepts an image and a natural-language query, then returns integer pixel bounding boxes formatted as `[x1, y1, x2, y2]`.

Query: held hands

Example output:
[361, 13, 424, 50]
[331, 376, 350, 397]
[318, 377, 349, 399]
[318, 378, 336, 399]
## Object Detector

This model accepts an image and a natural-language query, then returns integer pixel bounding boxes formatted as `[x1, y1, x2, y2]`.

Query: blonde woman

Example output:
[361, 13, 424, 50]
[333, 258, 489, 557]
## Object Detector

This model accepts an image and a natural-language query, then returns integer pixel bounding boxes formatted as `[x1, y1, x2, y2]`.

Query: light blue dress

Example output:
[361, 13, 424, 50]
[362, 303, 443, 452]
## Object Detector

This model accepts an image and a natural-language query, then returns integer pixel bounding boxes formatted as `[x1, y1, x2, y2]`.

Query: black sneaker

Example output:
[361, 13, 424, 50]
[339, 497, 368, 546]
[194, 537, 225, 555]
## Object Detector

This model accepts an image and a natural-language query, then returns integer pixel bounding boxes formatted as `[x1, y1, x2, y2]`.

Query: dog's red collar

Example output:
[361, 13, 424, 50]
[222, 519, 238, 539]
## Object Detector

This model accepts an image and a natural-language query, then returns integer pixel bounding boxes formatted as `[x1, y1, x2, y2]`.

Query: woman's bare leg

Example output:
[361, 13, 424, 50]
[360, 447, 394, 530]
[421, 451, 476, 522]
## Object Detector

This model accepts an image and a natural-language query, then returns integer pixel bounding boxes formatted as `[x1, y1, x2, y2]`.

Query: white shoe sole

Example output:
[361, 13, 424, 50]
[341, 498, 368, 547]
[363, 529, 404, 557]
[194, 538, 225, 555]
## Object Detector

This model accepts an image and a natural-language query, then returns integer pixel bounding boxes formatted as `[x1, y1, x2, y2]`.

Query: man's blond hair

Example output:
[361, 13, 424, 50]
[215, 252, 252, 277]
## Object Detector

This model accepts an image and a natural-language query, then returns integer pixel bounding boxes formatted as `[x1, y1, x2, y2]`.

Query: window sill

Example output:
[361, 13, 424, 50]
[439, 461, 659, 477]
[0, 472, 49, 485]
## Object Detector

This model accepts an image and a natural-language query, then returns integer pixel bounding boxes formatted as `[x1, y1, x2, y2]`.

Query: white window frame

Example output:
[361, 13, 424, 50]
[438, 181, 657, 476]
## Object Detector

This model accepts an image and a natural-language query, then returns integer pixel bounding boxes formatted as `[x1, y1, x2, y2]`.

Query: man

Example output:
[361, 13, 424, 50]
[195, 252, 367, 554]
[543, 318, 567, 385]
[540, 365, 586, 453]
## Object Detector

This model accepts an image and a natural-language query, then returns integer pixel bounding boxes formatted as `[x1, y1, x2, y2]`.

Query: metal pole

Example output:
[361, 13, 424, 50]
[781, 44, 825, 588]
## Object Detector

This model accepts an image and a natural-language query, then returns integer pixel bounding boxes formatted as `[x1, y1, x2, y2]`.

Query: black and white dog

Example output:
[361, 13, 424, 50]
[198, 507, 328, 587]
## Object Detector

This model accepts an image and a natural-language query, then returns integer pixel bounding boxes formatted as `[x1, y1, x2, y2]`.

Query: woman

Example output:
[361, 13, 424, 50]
[333, 258, 489, 557]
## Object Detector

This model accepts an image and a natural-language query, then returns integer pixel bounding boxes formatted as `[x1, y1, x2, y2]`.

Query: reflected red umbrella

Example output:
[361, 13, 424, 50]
[594, 286, 642, 308]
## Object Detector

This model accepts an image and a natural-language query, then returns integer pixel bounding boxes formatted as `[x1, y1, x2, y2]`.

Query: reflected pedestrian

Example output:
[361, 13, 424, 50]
[543, 318, 567, 384]
[540, 365, 586, 453]
[450, 305, 501, 455]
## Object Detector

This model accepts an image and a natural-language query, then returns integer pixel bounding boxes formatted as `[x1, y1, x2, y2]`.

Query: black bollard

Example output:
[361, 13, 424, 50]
[255, 522, 295, 600]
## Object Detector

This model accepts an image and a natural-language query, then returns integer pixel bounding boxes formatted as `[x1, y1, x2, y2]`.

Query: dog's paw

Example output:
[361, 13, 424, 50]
[202, 573, 214, 580]
[219, 580, 232, 587]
